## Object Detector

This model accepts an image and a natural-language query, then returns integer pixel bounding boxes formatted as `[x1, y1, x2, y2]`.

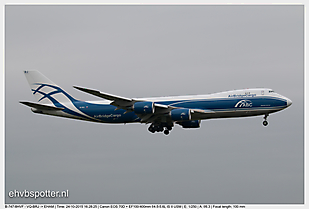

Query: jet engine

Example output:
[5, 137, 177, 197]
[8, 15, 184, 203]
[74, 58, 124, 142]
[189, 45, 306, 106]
[170, 108, 191, 121]
[178, 120, 201, 128]
[133, 101, 154, 114]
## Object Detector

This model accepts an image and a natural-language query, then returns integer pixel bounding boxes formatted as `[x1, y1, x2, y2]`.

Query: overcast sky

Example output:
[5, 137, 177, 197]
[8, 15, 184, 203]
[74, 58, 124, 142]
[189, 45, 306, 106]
[5, 5, 303, 204]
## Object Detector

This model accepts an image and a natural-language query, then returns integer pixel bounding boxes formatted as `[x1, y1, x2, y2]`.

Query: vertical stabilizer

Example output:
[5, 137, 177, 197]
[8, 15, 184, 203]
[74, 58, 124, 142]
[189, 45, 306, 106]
[24, 70, 77, 105]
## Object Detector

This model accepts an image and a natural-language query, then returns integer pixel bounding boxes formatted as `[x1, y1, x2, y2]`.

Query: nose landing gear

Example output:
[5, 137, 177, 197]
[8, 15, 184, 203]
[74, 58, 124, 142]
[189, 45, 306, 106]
[262, 114, 269, 126]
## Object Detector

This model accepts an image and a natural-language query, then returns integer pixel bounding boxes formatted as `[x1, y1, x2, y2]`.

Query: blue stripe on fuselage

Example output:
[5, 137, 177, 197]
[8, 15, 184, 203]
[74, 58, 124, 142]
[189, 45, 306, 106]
[72, 101, 139, 123]
[70, 96, 287, 123]
[155, 96, 287, 110]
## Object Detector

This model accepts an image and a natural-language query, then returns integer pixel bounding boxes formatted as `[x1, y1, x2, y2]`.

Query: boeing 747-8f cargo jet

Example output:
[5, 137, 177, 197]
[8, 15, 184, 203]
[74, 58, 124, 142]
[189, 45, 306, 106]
[20, 71, 292, 135]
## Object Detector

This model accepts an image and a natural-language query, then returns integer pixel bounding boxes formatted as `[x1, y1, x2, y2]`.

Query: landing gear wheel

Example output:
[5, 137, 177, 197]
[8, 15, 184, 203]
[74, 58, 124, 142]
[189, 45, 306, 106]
[148, 126, 155, 133]
[263, 121, 268, 126]
[148, 122, 173, 134]
[166, 126, 172, 131]
[164, 130, 170, 135]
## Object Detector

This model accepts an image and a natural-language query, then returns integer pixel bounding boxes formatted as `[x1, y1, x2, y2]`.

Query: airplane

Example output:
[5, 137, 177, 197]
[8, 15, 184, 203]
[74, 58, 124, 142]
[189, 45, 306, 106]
[20, 71, 292, 135]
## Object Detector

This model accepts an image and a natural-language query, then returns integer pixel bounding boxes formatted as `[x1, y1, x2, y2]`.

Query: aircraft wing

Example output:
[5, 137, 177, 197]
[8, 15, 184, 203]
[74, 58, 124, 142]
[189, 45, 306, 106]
[73, 86, 214, 124]
[73, 86, 133, 106]
[20, 101, 65, 111]
[73, 86, 172, 111]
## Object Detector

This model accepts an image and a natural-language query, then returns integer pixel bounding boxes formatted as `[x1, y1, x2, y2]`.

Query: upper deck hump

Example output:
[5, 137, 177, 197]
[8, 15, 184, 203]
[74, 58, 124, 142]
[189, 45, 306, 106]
[85, 88, 273, 104]
[136, 88, 272, 102]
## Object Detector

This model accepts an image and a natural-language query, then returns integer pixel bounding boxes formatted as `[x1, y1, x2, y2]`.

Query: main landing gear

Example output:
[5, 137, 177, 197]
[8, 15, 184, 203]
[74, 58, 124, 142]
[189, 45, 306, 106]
[148, 123, 173, 135]
[262, 114, 269, 126]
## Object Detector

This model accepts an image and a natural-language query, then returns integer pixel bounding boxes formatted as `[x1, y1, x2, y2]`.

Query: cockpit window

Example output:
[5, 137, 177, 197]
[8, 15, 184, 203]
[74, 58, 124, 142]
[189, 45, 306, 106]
[269, 90, 275, 93]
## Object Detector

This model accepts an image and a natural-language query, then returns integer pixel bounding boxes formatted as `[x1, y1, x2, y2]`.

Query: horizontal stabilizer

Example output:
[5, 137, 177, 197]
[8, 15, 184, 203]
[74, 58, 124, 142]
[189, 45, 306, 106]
[19, 101, 65, 111]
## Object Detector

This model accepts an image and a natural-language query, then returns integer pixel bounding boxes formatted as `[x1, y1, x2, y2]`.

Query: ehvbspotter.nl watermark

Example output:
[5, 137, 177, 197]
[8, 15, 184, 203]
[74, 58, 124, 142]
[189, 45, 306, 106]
[8, 190, 69, 200]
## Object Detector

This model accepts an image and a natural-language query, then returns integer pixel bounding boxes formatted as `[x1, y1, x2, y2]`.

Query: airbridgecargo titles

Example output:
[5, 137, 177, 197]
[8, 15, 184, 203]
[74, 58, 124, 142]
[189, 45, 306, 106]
[20, 71, 292, 135]
[94, 114, 122, 118]
[228, 93, 256, 97]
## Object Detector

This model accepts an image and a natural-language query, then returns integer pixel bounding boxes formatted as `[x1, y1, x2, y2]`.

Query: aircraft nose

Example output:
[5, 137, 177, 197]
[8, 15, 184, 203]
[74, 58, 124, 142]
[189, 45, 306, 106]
[286, 98, 292, 107]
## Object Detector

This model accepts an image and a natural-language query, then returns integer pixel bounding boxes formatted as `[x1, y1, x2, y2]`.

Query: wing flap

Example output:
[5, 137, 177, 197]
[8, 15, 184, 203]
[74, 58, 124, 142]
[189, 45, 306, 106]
[19, 101, 65, 111]
[191, 109, 215, 114]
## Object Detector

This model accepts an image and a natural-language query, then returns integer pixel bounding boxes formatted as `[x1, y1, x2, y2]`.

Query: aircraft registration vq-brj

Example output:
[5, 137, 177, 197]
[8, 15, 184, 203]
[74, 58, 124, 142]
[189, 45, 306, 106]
[20, 71, 292, 135]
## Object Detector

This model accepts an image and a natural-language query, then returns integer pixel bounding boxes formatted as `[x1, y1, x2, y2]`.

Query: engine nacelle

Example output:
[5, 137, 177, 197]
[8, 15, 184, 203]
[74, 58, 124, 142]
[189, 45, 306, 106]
[133, 101, 154, 114]
[178, 120, 201, 128]
[170, 108, 191, 121]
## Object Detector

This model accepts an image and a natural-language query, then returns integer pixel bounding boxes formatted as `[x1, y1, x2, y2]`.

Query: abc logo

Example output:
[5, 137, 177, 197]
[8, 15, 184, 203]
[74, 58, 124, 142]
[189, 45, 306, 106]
[235, 100, 252, 108]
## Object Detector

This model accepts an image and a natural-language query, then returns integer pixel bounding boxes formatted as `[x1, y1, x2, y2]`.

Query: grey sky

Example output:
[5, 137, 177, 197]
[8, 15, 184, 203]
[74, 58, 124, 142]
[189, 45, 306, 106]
[5, 5, 303, 204]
